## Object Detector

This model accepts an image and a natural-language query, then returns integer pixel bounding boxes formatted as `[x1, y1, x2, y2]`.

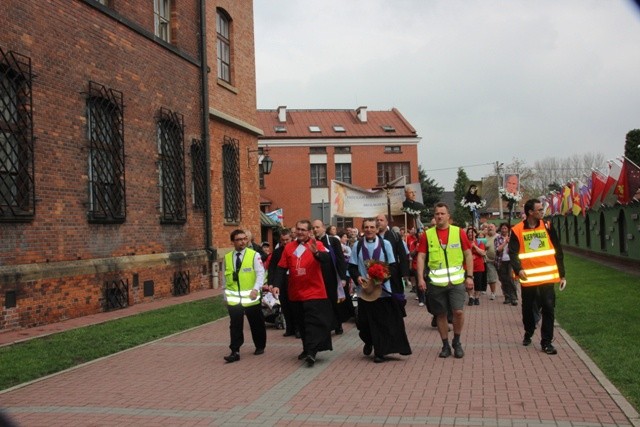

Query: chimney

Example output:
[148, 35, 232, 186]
[356, 106, 367, 123]
[277, 105, 287, 123]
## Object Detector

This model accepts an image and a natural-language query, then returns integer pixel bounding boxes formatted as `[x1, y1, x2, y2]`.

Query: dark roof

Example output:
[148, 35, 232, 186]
[260, 212, 280, 227]
[257, 108, 417, 139]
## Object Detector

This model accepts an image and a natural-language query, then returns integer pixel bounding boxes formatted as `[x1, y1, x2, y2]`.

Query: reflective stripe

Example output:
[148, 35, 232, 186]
[225, 289, 254, 297]
[225, 295, 260, 304]
[519, 249, 556, 259]
[430, 270, 465, 285]
[431, 266, 464, 276]
[520, 272, 560, 284]
[523, 265, 558, 275]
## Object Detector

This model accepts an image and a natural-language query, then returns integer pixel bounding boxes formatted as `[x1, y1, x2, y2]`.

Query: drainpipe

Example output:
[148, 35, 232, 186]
[199, 0, 215, 263]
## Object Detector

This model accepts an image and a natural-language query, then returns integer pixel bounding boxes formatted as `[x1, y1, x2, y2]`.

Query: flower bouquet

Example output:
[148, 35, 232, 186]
[401, 206, 424, 216]
[460, 199, 486, 210]
[499, 187, 522, 204]
[360, 259, 390, 301]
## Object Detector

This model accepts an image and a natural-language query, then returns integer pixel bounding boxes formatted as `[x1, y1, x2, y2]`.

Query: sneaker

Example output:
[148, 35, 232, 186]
[542, 343, 557, 355]
[418, 302, 425, 307]
[511, 300, 518, 306]
[522, 334, 532, 346]
[453, 342, 464, 358]
[438, 345, 452, 358]
[489, 293, 496, 300]
[481, 291, 487, 295]
[473, 298, 480, 306]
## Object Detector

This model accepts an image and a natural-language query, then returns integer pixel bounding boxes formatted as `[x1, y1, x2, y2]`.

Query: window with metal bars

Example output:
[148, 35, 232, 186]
[86, 81, 125, 223]
[0, 48, 34, 222]
[217, 9, 231, 83]
[190, 138, 206, 209]
[157, 108, 186, 224]
[222, 136, 240, 223]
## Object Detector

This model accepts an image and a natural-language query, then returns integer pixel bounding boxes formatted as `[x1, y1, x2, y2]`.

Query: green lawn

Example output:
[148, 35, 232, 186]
[0, 297, 227, 391]
[557, 253, 640, 411]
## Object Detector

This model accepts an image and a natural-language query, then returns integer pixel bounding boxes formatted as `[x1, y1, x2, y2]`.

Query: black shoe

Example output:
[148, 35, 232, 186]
[474, 298, 480, 306]
[335, 327, 344, 335]
[297, 351, 308, 360]
[373, 355, 385, 363]
[283, 331, 295, 337]
[523, 335, 532, 346]
[468, 298, 474, 306]
[542, 343, 557, 355]
[363, 343, 373, 356]
[453, 342, 464, 358]
[305, 352, 316, 367]
[254, 348, 264, 355]
[295, 331, 301, 339]
[511, 300, 518, 306]
[438, 346, 452, 358]
[223, 352, 240, 363]
[503, 299, 511, 304]
[431, 317, 438, 328]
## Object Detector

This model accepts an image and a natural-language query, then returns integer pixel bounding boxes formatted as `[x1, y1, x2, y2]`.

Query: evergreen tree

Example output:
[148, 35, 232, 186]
[452, 167, 470, 226]
[625, 129, 640, 165]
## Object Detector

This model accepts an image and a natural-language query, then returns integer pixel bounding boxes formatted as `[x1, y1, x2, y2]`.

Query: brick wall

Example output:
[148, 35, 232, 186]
[0, 0, 262, 330]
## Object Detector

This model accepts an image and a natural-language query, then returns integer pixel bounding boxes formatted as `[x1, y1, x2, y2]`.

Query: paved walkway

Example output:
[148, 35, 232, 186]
[1, 281, 638, 427]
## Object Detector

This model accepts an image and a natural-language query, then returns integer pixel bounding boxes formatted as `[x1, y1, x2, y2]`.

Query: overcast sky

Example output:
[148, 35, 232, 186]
[253, 0, 640, 190]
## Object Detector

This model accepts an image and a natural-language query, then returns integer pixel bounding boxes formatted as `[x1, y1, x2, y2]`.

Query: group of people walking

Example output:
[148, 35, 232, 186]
[221, 198, 566, 366]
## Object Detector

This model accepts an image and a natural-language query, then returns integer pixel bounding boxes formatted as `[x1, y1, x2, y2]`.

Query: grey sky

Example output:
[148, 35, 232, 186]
[254, 0, 640, 190]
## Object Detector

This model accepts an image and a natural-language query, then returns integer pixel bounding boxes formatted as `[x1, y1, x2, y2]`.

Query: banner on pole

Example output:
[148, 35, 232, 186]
[331, 177, 417, 218]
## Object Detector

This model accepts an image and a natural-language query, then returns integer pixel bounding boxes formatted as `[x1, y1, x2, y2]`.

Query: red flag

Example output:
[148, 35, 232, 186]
[625, 158, 640, 203]
[590, 170, 607, 208]
[614, 161, 628, 204]
[601, 160, 622, 200]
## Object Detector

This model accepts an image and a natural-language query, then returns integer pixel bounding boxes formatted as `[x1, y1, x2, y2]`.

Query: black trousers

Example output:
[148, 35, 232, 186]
[228, 303, 266, 353]
[521, 284, 555, 345]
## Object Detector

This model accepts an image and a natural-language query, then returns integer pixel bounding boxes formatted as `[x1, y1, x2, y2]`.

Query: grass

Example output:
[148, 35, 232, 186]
[0, 297, 227, 391]
[556, 253, 640, 411]
[1, 256, 639, 413]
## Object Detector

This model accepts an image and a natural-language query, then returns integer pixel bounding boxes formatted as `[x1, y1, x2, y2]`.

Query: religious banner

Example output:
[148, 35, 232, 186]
[331, 177, 408, 218]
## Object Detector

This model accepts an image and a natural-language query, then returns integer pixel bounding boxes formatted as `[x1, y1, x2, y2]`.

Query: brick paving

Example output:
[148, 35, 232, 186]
[1, 285, 639, 426]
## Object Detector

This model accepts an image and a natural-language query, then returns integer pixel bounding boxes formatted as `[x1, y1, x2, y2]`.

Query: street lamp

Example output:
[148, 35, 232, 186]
[495, 161, 504, 219]
[248, 145, 274, 175]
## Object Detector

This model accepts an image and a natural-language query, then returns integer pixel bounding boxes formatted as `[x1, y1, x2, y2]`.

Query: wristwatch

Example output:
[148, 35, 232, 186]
[466, 275, 473, 279]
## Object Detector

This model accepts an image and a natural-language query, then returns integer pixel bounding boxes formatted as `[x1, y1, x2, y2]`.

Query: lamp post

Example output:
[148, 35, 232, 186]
[495, 161, 504, 219]
[248, 145, 274, 175]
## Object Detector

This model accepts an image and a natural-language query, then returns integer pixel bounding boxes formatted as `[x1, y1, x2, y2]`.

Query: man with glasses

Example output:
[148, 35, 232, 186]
[272, 220, 332, 367]
[222, 229, 267, 363]
[509, 199, 566, 355]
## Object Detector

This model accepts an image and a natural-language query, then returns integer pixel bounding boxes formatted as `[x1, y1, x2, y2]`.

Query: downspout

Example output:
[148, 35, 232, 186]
[199, 0, 215, 262]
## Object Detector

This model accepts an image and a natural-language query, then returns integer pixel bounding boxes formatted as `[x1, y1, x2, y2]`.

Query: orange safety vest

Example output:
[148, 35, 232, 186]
[511, 220, 560, 287]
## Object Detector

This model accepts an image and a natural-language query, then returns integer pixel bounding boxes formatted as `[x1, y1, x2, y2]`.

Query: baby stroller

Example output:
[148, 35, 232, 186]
[261, 288, 286, 330]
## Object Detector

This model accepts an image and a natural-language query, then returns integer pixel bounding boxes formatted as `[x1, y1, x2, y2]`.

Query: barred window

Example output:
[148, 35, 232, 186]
[222, 136, 240, 222]
[86, 81, 125, 223]
[310, 164, 327, 188]
[157, 108, 186, 224]
[190, 138, 206, 209]
[0, 48, 34, 222]
[217, 9, 231, 83]
[377, 162, 410, 185]
[335, 163, 351, 184]
[154, 0, 171, 42]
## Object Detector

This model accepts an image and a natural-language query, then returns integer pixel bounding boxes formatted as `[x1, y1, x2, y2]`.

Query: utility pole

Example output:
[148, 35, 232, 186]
[495, 161, 504, 219]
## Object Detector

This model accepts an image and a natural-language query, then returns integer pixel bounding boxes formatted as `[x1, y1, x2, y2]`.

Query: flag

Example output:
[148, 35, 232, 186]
[601, 160, 622, 200]
[590, 169, 607, 208]
[578, 181, 591, 216]
[623, 157, 640, 204]
[560, 185, 572, 215]
[553, 192, 561, 215]
[614, 160, 628, 204]
[266, 208, 283, 224]
[570, 181, 582, 216]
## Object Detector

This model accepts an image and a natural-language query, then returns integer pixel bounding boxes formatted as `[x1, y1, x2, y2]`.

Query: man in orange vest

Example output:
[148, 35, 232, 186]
[509, 199, 566, 355]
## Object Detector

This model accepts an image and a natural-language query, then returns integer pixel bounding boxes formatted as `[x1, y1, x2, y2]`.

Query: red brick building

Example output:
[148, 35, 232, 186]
[0, 0, 263, 330]
[257, 106, 422, 231]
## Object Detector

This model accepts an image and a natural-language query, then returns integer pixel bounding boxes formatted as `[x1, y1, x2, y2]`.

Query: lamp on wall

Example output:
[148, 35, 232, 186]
[248, 145, 274, 175]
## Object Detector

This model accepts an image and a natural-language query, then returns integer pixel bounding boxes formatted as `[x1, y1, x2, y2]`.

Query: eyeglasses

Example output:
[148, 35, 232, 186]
[296, 228, 309, 232]
[233, 237, 247, 241]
